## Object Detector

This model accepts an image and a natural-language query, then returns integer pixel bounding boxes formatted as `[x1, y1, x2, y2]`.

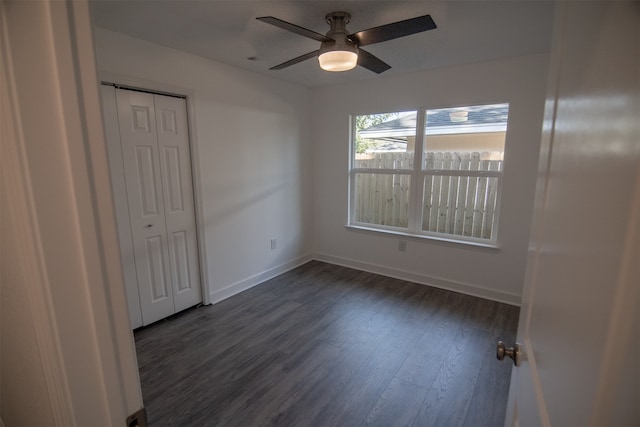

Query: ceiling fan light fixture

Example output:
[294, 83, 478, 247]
[257, 11, 436, 74]
[318, 49, 358, 72]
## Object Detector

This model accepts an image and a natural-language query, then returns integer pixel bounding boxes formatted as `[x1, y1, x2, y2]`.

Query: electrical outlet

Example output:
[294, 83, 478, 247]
[270, 239, 277, 250]
[399, 240, 407, 252]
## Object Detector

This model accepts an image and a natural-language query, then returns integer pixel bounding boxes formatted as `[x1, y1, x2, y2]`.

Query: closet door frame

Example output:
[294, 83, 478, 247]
[100, 73, 211, 327]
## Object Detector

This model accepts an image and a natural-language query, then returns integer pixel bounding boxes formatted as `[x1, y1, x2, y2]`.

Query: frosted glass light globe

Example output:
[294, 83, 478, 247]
[318, 50, 358, 72]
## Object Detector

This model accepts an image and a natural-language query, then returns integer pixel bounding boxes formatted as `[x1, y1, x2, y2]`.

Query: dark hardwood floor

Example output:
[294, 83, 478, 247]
[135, 261, 519, 427]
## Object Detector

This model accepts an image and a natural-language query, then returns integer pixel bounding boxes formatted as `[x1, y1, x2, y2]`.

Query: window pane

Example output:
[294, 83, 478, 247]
[422, 175, 500, 239]
[354, 111, 416, 169]
[354, 173, 410, 228]
[423, 104, 508, 171]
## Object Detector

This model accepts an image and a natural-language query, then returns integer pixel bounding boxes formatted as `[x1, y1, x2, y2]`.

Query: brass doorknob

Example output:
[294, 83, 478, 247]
[497, 341, 522, 366]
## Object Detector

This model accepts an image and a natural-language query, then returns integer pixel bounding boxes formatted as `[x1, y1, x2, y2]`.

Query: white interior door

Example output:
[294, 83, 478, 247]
[154, 93, 202, 312]
[117, 89, 176, 326]
[504, 2, 639, 425]
[101, 85, 144, 328]
[102, 85, 202, 327]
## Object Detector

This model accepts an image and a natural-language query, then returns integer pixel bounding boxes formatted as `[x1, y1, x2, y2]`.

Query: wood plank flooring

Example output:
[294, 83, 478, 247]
[134, 261, 519, 427]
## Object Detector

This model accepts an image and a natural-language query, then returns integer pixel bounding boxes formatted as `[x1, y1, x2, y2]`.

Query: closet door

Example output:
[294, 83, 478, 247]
[154, 94, 202, 311]
[116, 89, 175, 325]
[100, 85, 142, 328]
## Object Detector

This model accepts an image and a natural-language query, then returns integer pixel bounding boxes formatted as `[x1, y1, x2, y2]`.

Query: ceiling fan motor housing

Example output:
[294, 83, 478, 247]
[321, 11, 358, 54]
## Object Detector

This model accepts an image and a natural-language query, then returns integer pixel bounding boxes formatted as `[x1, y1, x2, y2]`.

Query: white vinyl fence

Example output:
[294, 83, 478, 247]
[354, 151, 503, 239]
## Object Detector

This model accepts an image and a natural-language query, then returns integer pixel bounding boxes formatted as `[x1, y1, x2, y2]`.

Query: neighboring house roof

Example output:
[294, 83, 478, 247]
[359, 103, 509, 140]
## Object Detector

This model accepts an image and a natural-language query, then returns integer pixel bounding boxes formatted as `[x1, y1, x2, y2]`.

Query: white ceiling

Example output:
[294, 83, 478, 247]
[90, 1, 555, 87]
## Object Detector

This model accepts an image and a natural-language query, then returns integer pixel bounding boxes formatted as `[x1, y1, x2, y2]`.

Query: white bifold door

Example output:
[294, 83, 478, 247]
[101, 85, 202, 328]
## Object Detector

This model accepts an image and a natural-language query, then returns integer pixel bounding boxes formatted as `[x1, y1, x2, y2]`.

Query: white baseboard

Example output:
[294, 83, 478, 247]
[208, 252, 521, 307]
[209, 254, 313, 304]
[313, 252, 522, 306]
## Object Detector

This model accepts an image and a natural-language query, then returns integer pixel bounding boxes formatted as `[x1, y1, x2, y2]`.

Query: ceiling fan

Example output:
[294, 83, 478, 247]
[256, 12, 437, 73]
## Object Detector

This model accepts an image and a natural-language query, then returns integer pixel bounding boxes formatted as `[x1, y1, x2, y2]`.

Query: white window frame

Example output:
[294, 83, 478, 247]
[348, 105, 507, 248]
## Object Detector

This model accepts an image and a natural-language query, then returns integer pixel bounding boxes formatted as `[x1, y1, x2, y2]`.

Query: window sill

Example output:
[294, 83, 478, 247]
[345, 224, 501, 251]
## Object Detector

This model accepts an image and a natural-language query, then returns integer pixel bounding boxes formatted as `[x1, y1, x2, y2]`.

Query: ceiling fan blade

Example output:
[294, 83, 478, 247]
[256, 16, 333, 43]
[348, 15, 436, 47]
[357, 48, 391, 74]
[270, 50, 320, 70]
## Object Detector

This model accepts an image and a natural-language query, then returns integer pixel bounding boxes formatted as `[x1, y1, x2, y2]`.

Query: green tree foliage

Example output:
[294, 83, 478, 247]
[354, 113, 393, 153]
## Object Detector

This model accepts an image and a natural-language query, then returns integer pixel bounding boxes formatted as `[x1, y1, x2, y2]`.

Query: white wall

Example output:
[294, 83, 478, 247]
[93, 28, 313, 302]
[311, 54, 549, 304]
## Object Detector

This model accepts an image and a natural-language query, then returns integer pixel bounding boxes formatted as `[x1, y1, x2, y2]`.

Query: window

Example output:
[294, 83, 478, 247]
[349, 103, 509, 245]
